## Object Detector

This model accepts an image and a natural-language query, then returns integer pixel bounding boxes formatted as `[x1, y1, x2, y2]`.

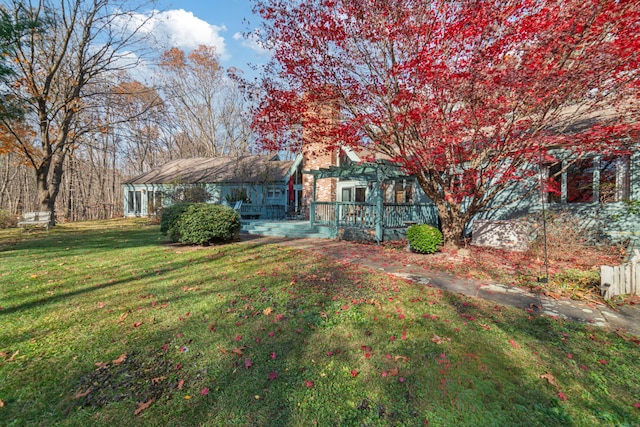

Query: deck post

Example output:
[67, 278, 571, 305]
[310, 176, 317, 227]
[375, 168, 384, 244]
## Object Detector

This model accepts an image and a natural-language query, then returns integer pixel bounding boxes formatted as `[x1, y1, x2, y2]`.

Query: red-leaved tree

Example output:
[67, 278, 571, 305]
[251, 0, 640, 246]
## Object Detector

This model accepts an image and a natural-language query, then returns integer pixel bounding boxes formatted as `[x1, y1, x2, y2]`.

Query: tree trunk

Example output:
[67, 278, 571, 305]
[433, 199, 469, 249]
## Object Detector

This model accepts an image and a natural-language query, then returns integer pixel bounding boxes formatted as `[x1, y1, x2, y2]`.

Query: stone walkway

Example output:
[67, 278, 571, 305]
[243, 235, 640, 337]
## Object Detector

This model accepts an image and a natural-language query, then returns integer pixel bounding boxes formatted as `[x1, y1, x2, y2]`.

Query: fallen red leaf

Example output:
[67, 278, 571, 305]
[177, 380, 185, 389]
[133, 322, 143, 328]
[305, 380, 314, 388]
[201, 387, 209, 396]
[268, 371, 278, 381]
[557, 392, 568, 401]
[245, 358, 253, 369]
[350, 369, 358, 377]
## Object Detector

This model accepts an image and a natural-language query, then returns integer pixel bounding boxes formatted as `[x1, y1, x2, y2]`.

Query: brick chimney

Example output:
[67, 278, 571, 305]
[301, 95, 338, 207]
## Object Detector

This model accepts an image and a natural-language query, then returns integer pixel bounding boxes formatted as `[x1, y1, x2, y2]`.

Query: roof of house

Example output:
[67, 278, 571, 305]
[123, 155, 294, 185]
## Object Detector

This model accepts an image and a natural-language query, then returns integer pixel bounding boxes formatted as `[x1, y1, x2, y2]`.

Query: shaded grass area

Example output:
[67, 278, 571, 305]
[0, 219, 639, 426]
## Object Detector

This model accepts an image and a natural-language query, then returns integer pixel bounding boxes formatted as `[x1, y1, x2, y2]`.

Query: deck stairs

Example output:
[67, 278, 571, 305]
[241, 220, 335, 239]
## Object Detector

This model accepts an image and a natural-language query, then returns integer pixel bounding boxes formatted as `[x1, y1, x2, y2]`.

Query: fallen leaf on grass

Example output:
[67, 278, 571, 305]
[557, 391, 568, 401]
[151, 376, 166, 384]
[133, 322, 143, 328]
[74, 388, 91, 399]
[268, 371, 278, 381]
[245, 358, 253, 369]
[394, 355, 409, 362]
[263, 307, 273, 316]
[94, 362, 108, 369]
[431, 335, 450, 345]
[540, 372, 558, 388]
[177, 380, 185, 389]
[112, 353, 127, 365]
[634, 402, 640, 409]
[232, 347, 245, 357]
[134, 399, 153, 416]
[201, 387, 209, 396]
[208, 323, 216, 333]
[118, 312, 129, 323]
[0, 398, 5, 407]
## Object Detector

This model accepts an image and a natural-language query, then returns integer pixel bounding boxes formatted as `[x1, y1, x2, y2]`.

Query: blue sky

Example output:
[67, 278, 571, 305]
[138, 0, 269, 81]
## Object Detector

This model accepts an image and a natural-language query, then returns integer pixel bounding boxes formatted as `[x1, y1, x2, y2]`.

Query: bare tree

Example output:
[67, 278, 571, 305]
[0, 0, 154, 224]
[157, 46, 254, 158]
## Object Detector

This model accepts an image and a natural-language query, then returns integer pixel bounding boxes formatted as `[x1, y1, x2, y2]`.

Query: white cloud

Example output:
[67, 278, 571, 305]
[233, 30, 271, 56]
[128, 9, 228, 59]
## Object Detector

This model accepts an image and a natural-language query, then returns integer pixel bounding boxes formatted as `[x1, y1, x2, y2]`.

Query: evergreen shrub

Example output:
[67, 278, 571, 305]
[406, 224, 443, 254]
[160, 203, 193, 241]
[176, 203, 240, 245]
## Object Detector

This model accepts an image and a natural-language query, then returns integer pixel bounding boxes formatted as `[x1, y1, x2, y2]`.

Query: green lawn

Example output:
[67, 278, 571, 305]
[1, 219, 639, 426]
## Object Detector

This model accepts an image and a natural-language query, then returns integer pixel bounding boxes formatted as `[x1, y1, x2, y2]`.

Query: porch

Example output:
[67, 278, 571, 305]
[240, 201, 438, 242]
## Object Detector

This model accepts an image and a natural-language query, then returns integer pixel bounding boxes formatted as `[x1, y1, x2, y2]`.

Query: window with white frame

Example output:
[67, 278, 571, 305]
[542, 155, 630, 204]
[266, 186, 281, 200]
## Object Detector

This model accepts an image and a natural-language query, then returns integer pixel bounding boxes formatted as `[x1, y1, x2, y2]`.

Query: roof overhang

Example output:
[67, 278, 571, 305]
[304, 160, 410, 181]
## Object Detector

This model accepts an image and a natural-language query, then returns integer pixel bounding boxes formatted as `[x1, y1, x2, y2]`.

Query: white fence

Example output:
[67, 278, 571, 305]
[600, 250, 640, 299]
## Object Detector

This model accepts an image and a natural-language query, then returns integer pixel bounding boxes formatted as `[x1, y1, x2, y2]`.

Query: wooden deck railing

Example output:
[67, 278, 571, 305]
[312, 202, 438, 229]
[239, 204, 286, 220]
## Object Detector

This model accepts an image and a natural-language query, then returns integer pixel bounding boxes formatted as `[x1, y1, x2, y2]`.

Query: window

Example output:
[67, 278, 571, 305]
[341, 187, 353, 202]
[147, 191, 162, 215]
[267, 187, 281, 199]
[543, 155, 630, 204]
[600, 155, 630, 203]
[393, 179, 414, 203]
[355, 187, 366, 203]
[566, 159, 594, 203]
[128, 190, 142, 214]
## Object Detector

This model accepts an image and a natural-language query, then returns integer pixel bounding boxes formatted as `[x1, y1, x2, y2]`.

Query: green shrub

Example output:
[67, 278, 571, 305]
[406, 224, 443, 254]
[160, 203, 193, 241]
[176, 203, 241, 245]
[0, 210, 18, 229]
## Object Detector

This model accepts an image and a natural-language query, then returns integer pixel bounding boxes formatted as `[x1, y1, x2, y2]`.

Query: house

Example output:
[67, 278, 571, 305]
[300, 141, 640, 247]
[122, 155, 298, 219]
[294, 98, 640, 247]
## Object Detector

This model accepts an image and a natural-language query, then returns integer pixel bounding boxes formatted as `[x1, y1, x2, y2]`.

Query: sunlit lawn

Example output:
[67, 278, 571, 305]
[1, 219, 639, 426]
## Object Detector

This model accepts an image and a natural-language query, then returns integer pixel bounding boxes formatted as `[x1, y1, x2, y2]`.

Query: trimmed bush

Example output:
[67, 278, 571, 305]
[176, 203, 241, 245]
[406, 224, 444, 254]
[160, 203, 193, 242]
[0, 210, 18, 229]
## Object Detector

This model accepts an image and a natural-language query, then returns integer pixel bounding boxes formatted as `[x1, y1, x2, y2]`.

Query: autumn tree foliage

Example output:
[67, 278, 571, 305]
[0, 0, 153, 224]
[252, 0, 640, 245]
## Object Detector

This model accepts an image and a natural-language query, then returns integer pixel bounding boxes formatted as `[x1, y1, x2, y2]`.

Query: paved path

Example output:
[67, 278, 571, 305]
[244, 235, 640, 337]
